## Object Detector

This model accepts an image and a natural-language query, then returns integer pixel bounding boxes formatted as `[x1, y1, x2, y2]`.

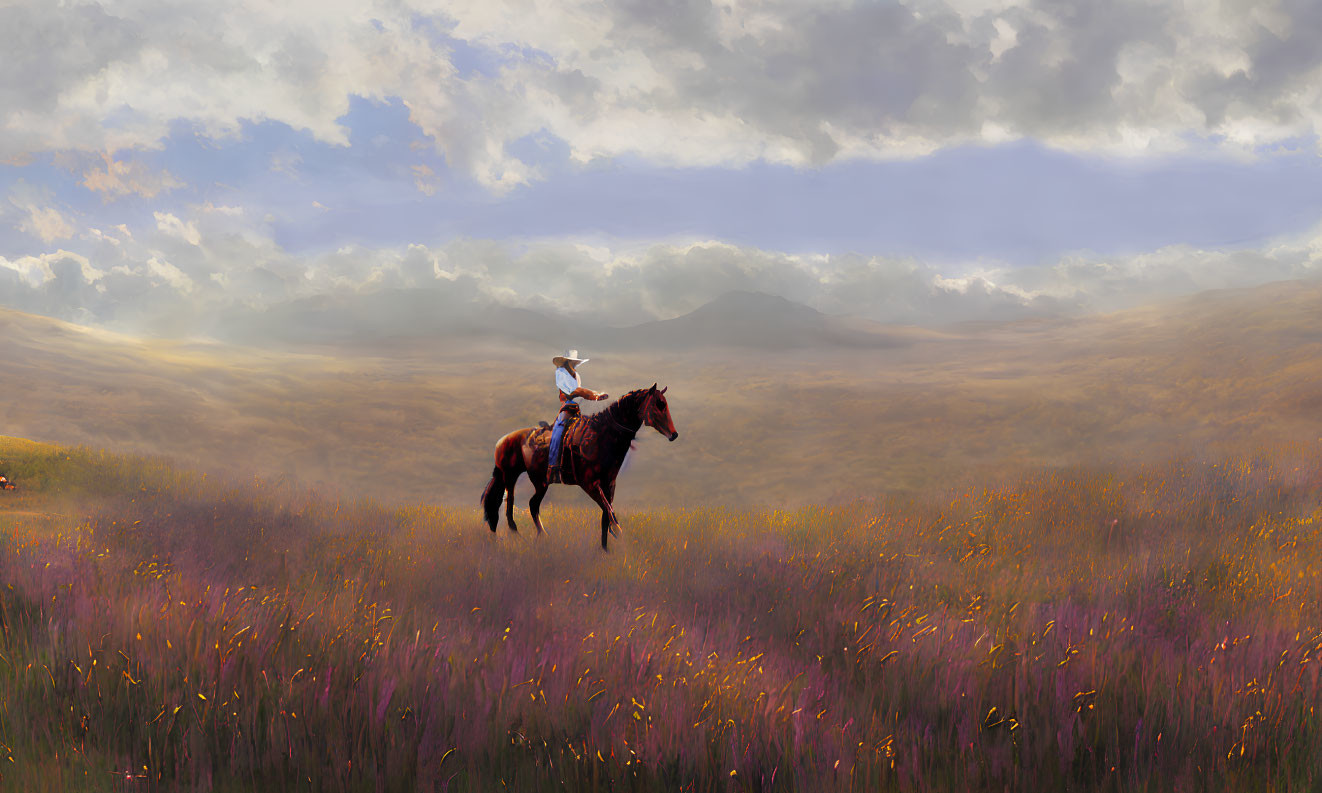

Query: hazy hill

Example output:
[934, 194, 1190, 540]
[604, 290, 916, 350]
[3, 278, 1322, 507]
[217, 289, 587, 347]
[216, 289, 915, 352]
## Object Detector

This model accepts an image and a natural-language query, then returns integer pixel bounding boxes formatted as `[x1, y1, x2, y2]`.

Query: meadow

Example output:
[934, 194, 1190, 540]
[6, 277, 1322, 509]
[2, 435, 1321, 791]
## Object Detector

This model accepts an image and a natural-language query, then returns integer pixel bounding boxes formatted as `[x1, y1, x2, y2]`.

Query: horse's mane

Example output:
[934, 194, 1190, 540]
[588, 388, 650, 433]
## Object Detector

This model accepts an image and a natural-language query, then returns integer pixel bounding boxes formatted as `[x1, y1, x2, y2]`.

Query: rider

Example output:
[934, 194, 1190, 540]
[548, 349, 608, 483]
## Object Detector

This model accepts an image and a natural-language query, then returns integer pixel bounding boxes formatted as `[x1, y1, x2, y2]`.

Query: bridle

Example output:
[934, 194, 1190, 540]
[604, 389, 656, 436]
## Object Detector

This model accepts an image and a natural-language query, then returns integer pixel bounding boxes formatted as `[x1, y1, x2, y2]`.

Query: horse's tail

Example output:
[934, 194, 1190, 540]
[481, 465, 505, 531]
[482, 429, 529, 531]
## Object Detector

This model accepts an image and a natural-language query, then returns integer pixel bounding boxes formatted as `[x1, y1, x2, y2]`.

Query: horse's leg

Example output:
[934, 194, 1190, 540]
[529, 482, 548, 535]
[605, 479, 619, 534]
[595, 480, 620, 540]
[505, 473, 518, 532]
[522, 429, 551, 535]
[586, 479, 620, 550]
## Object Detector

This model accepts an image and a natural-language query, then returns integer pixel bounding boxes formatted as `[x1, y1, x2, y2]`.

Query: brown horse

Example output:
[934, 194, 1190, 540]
[480, 384, 679, 550]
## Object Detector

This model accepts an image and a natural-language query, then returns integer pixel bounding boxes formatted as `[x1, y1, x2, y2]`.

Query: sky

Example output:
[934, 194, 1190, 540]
[4, 0, 1322, 338]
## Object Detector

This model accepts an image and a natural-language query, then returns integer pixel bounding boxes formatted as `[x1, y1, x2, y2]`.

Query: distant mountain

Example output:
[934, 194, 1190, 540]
[215, 289, 594, 348]
[215, 288, 914, 351]
[603, 291, 916, 350]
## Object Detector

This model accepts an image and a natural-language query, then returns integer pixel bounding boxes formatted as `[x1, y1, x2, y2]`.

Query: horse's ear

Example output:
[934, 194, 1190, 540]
[660, 386, 667, 394]
[650, 383, 657, 391]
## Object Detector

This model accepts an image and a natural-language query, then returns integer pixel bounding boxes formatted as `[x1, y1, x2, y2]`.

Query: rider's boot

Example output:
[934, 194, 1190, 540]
[547, 464, 561, 484]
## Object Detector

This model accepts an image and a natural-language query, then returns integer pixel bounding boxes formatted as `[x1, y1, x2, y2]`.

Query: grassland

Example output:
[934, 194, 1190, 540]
[5, 278, 1322, 510]
[2, 436, 1322, 791]
[4, 281, 1322, 790]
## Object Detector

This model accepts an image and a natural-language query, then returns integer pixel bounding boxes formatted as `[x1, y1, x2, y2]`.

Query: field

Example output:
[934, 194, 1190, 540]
[5, 278, 1322, 508]
[3, 435, 1322, 791]
[4, 281, 1322, 790]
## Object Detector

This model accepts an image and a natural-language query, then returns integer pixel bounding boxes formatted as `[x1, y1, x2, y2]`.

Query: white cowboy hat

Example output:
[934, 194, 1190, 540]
[552, 349, 589, 367]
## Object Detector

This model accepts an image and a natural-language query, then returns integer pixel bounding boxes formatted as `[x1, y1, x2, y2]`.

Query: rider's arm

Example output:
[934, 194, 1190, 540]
[568, 387, 607, 401]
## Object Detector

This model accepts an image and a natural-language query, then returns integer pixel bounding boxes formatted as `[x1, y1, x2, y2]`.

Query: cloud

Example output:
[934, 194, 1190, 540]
[6, 184, 76, 243]
[153, 212, 201, 246]
[997, 242, 1322, 312]
[145, 256, 194, 293]
[3, 198, 1322, 340]
[0, 248, 102, 290]
[81, 153, 184, 199]
[18, 204, 75, 243]
[411, 163, 439, 196]
[269, 150, 303, 177]
[4, 1, 1322, 192]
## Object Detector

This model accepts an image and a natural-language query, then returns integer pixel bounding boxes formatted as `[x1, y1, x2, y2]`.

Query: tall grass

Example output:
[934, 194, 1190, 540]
[1, 437, 1321, 790]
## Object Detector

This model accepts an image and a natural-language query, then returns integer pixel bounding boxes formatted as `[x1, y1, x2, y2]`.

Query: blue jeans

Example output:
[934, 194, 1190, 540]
[549, 400, 576, 468]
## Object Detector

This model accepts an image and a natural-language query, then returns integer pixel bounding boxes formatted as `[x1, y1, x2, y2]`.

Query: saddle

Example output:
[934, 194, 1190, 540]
[558, 404, 585, 448]
[538, 401, 582, 430]
[541, 403, 591, 460]
[542, 403, 590, 485]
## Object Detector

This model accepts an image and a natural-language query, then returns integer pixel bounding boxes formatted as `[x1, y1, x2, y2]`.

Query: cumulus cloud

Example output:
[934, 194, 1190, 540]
[153, 212, 201, 246]
[0, 250, 108, 325]
[3, 197, 1322, 340]
[1, 250, 94, 287]
[145, 256, 194, 293]
[4, 0, 1322, 191]
[18, 205, 75, 243]
[6, 186, 76, 243]
[81, 153, 183, 199]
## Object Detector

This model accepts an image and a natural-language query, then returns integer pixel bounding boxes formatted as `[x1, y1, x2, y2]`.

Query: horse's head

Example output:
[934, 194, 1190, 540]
[639, 383, 678, 442]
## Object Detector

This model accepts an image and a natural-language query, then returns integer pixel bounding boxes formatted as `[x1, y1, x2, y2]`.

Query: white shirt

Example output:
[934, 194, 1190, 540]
[555, 365, 581, 398]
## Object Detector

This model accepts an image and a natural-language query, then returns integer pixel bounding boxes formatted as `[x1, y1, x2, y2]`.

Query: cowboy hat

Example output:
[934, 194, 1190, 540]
[552, 349, 589, 367]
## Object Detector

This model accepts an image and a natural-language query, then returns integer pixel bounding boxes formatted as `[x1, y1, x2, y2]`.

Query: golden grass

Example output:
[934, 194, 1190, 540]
[1, 437, 1322, 790]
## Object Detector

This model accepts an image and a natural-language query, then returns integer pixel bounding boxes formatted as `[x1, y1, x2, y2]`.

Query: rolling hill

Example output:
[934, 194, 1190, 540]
[603, 290, 921, 350]
[215, 288, 916, 352]
[2, 279, 1322, 508]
